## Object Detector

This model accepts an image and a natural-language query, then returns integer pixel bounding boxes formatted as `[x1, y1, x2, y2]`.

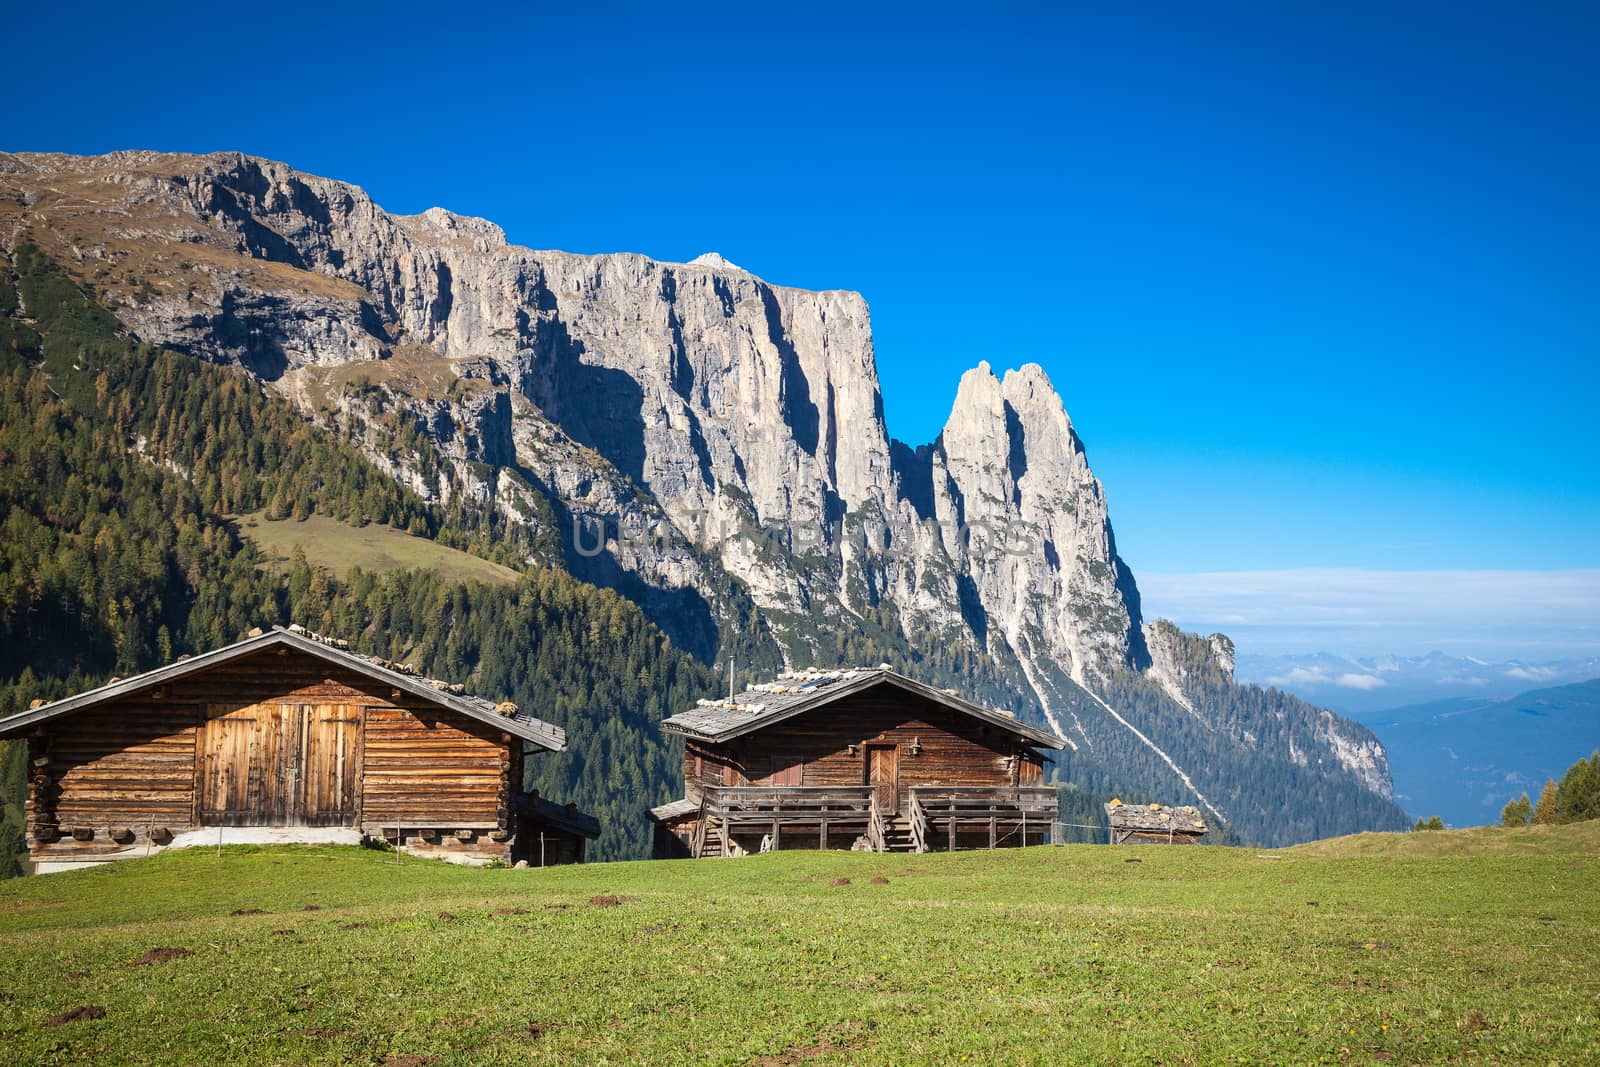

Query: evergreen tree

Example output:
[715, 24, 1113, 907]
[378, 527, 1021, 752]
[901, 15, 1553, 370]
[1501, 793, 1532, 828]
[1554, 751, 1600, 824]
[1532, 779, 1561, 825]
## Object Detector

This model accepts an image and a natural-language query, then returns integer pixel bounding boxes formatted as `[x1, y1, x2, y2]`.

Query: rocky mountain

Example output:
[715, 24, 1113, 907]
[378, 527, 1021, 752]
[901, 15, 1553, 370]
[0, 149, 1410, 843]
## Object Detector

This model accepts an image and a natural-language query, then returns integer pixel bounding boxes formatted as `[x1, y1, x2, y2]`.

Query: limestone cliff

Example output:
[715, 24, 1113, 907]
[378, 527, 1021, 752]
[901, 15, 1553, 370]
[0, 149, 1404, 827]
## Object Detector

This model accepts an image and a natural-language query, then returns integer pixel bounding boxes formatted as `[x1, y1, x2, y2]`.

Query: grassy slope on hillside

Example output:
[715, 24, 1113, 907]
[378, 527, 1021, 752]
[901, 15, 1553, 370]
[238, 510, 520, 587]
[1, 827, 1596, 1065]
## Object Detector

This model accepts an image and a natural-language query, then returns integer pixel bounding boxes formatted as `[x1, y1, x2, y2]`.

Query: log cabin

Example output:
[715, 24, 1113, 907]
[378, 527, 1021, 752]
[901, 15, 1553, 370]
[1105, 799, 1208, 845]
[0, 626, 598, 873]
[648, 667, 1067, 857]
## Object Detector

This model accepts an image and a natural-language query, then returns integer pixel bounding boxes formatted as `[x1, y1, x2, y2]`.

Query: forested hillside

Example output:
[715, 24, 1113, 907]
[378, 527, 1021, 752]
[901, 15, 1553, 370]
[0, 242, 717, 866]
[0, 237, 1410, 874]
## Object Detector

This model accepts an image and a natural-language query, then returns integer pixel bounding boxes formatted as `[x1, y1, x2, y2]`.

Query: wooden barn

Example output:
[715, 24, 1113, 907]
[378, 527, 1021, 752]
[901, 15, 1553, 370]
[1105, 799, 1208, 845]
[0, 626, 598, 873]
[648, 667, 1066, 857]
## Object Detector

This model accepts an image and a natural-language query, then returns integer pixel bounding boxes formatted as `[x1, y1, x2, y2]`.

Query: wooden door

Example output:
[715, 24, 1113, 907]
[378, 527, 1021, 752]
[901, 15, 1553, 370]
[303, 704, 361, 825]
[198, 703, 360, 826]
[866, 744, 899, 815]
[197, 706, 263, 825]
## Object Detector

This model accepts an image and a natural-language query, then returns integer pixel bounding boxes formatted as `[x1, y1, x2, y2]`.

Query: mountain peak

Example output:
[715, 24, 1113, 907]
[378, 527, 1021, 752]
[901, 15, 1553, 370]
[688, 252, 743, 272]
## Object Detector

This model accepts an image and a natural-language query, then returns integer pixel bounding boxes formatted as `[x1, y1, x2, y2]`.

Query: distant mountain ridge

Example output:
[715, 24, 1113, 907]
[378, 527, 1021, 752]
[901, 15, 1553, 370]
[1237, 650, 1600, 715]
[1359, 678, 1600, 827]
[0, 149, 1412, 844]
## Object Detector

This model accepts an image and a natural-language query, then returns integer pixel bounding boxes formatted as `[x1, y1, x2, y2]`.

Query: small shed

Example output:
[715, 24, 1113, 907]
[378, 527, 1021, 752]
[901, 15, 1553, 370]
[0, 626, 598, 872]
[654, 666, 1066, 856]
[1105, 799, 1208, 845]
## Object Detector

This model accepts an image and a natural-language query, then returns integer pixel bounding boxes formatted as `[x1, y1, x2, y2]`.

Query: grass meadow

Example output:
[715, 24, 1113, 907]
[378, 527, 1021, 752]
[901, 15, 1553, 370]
[0, 823, 1595, 1065]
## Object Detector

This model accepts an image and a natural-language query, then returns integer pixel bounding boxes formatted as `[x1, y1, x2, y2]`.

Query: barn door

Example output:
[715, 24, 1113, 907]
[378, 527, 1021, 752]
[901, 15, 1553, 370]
[866, 745, 899, 816]
[303, 704, 361, 825]
[197, 707, 262, 826]
[198, 703, 358, 827]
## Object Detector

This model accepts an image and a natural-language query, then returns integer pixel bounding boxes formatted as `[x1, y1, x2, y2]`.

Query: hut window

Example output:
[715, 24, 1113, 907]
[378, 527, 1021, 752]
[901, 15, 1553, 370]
[771, 758, 803, 787]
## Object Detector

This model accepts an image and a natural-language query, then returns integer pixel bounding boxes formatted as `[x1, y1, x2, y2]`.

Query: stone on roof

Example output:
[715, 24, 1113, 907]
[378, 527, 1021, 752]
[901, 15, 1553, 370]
[1105, 799, 1208, 834]
[661, 666, 1066, 749]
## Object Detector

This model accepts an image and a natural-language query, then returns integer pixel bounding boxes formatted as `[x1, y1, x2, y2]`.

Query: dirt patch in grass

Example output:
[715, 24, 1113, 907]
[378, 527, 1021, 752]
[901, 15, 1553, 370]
[300, 905, 321, 912]
[272, 929, 296, 936]
[1460, 1009, 1493, 1033]
[129, 947, 194, 967]
[43, 1005, 105, 1027]
[750, 1021, 869, 1066]
[527, 1023, 547, 1039]
[590, 895, 620, 908]
[830, 878, 851, 888]
[230, 908, 269, 916]
[341, 922, 370, 931]
[493, 908, 526, 916]
[869, 876, 890, 885]
[436, 912, 457, 921]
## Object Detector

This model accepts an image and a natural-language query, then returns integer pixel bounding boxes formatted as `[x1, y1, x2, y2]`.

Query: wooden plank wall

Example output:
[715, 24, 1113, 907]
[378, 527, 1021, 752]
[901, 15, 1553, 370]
[27, 647, 515, 863]
[362, 705, 507, 828]
[683, 688, 1048, 801]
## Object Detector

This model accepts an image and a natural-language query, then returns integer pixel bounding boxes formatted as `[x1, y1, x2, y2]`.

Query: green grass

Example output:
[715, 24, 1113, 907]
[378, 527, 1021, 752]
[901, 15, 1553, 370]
[1, 825, 1597, 1065]
[238, 510, 519, 587]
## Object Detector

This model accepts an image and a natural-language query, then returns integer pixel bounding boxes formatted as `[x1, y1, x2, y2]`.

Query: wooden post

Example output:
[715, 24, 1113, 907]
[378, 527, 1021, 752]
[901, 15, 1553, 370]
[947, 799, 956, 852]
[821, 795, 829, 851]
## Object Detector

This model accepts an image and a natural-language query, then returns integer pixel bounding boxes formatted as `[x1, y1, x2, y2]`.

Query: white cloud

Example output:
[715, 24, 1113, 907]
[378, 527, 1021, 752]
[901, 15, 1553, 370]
[1505, 665, 1560, 682]
[1334, 673, 1387, 690]
[1137, 568, 1600, 658]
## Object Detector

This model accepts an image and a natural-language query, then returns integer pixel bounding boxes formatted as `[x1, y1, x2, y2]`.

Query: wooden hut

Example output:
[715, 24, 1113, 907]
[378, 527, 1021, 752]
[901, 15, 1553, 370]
[649, 667, 1066, 857]
[0, 626, 597, 873]
[1104, 799, 1208, 845]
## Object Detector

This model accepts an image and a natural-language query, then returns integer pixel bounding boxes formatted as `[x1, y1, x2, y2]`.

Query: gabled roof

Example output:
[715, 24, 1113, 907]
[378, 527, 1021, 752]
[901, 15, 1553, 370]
[1105, 800, 1208, 835]
[661, 667, 1067, 750]
[0, 627, 565, 751]
[515, 793, 601, 839]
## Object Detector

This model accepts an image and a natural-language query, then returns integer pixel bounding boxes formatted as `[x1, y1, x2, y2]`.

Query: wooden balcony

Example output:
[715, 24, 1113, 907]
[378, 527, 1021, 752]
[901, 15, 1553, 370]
[692, 786, 883, 856]
[908, 786, 1058, 853]
[687, 784, 1058, 856]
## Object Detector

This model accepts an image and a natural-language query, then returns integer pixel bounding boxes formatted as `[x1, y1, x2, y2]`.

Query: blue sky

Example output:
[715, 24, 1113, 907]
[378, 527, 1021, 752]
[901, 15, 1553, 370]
[8, 3, 1597, 655]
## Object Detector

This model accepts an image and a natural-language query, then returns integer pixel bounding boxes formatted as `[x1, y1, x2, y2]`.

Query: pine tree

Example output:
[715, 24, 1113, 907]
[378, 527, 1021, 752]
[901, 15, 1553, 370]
[1501, 792, 1532, 828]
[1555, 751, 1600, 824]
[1532, 779, 1561, 825]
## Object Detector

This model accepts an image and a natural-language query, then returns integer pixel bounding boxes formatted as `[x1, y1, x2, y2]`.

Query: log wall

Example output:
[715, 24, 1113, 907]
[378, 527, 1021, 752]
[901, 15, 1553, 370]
[25, 646, 517, 866]
[682, 687, 1048, 805]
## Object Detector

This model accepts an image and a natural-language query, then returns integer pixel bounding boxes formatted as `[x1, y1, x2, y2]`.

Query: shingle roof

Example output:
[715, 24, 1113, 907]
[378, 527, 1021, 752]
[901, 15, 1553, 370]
[646, 798, 700, 823]
[661, 666, 1066, 749]
[0, 626, 565, 751]
[516, 793, 601, 838]
[1105, 800, 1208, 834]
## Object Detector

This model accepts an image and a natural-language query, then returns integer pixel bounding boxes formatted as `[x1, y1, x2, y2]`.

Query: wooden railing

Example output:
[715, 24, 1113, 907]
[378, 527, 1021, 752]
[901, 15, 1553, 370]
[867, 796, 887, 854]
[908, 786, 1057, 852]
[696, 786, 875, 854]
[908, 794, 931, 854]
